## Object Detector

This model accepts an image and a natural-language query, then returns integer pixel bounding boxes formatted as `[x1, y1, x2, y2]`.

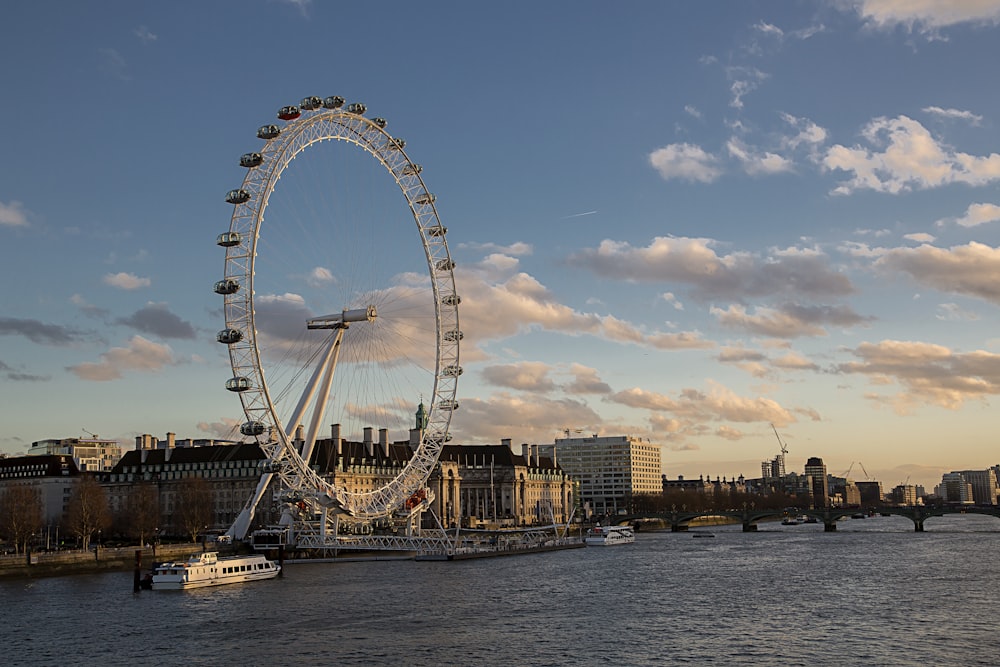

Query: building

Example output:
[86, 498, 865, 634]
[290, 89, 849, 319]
[760, 453, 786, 491]
[104, 440, 266, 536]
[0, 455, 81, 541]
[953, 469, 999, 505]
[804, 457, 829, 508]
[549, 434, 662, 517]
[27, 436, 123, 472]
[937, 473, 974, 504]
[855, 480, 884, 505]
[889, 484, 918, 505]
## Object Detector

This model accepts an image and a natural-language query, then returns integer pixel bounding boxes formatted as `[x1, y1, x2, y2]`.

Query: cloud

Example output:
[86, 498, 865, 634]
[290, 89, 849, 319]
[458, 241, 533, 256]
[104, 272, 151, 290]
[711, 303, 873, 339]
[134, 25, 157, 43]
[610, 380, 797, 432]
[564, 363, 612, 395]
[450, 392, 603, 444]
[936, 202, 1000, 228]
[823, 115, 1000, 195]
[725, 66, 768, 109]
[727, 137, 794, 175]
[876, 242, 1000, 305]
[0, 200, 29, 227]
[117, 302, 197, 339]
[0, 359, 49, 382]
[923, 106, 983, 125]
[779, 113, 828, 152]
[0, 317, 82, 345]
[566, 236, 855, 301]
[67, 335, 176, 381]
[306, 266, 336, 287]
[837, 339, 1000, 412]
[649, 143, 722, 183]
[480, 361, 557, 392]
[70, 294, 111, 319]
[457, 266, 713, 353]
[854, 0, 1000, 32]
[936, 303, 980, 321]
[196, 417, 243, 441]
[98, 47, 130, 80]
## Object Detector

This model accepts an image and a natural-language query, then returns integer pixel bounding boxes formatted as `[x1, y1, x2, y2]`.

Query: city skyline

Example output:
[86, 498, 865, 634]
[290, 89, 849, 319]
[3, 2, 1000, 491]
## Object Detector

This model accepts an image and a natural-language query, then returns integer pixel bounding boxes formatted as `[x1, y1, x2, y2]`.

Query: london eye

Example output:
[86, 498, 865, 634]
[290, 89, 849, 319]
[214, 95, 460, 541]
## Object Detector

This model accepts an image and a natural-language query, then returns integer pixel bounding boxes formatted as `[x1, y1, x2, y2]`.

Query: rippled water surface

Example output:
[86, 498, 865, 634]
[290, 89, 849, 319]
[5, 514, 1000, 666]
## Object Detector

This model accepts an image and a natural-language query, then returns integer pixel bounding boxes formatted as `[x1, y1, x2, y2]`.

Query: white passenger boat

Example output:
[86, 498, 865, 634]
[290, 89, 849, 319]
[151, 551, 280, 590]
[584, 524, 635, 546]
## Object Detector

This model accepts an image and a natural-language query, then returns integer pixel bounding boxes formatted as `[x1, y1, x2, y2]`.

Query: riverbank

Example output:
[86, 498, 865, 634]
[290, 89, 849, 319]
[0, 543, 204, 580]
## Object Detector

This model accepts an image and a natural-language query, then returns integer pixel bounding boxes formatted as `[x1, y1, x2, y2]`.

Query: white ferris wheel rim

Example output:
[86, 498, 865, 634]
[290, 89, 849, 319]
[217, 96, 460, 520]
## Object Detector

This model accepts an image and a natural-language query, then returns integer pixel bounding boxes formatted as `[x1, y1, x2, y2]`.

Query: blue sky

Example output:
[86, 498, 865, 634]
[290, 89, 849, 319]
[3, 1, 1000, 491]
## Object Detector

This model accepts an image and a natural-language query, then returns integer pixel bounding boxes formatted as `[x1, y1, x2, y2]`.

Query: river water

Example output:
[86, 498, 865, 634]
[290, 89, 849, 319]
[4, 514, 1000, 666]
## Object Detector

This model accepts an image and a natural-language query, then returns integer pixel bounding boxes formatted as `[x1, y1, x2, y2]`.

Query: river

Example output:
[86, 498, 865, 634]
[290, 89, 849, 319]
[4, 514, 1000, 666]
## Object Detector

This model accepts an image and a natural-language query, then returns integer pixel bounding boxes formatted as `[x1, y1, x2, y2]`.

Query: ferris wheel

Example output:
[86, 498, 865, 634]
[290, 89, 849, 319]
[215, 95, 461, 540]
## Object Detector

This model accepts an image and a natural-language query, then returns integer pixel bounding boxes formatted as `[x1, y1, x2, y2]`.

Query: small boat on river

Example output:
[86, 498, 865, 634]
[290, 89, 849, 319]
[151, 551, 280, 590]
[584, 524, 635, 546]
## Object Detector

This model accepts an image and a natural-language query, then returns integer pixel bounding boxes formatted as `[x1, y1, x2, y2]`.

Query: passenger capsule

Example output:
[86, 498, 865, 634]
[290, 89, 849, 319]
[436, 399, 459, 411]
[414, 193, 436, 205]
[257, 124, 281, 140]
[216, 231, 242, 247]
[427, 226, 447, 237]
[214, 279, 240, 295]
[225, 376, 252, 392]
[216, 328, 244, 344]
[300, 96, 322, 111]
[277, 105, 301, 121]
[240, 421, 266, 436]
[346, 102, 366, 115]
[441, 294, 461, 306]
[442, 365, 463, 377]
[372, 117, 387, 128]
[240, 152, 263, 168]
[402, 164, 423, 176]
[444, 330, 464, 342]
[389, 137, 405, 150]
[225, 189, 250, 204]
[435, 259, 455, 272]
[323, 95, 345, 109]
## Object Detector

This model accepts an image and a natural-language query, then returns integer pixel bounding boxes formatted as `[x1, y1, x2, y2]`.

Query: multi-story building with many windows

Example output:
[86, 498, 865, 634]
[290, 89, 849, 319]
[27, 437, 123, 472]
[547, 434, 662, 517]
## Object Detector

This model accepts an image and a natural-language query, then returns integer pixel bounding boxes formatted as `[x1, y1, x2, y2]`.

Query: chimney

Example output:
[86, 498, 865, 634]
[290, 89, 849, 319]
[364, 427, 373, 457]
[166, 432, 176, 449]
[551, 444, 557, 468]
[295, 424, 304, 442]
[379, 428, 389, 458]
[521, 444, 529, 462]
[409, 428, 420, 448]
[331, 424, 342, 456]
[501, 438, 511, 449]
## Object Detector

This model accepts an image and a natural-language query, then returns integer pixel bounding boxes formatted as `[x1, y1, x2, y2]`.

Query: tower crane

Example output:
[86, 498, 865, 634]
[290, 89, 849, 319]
[770, 423, 789, 457]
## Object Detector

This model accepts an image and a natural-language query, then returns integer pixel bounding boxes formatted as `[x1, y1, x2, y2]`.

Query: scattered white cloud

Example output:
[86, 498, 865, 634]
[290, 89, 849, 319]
[98, 47, 130, 80]
[854, 0, 1000, 32]
[727, 137, 794, 175]
[67, 335, 176, 381]
[876, 242, 1000, 305]
[904, 232, 936, 243]
[0, 317, 82, 345]
[480, 361, 557, 392]
[936, 303, 980, 321]
[117, 302, 197, 339]
[649, 143, 722, 183]
[103, 272, 151, 290]
[134, 25, 157, 43]
[823, 115, 1000, 195]
[923, 106, 983, 124]
[0, 200, 29, 227]
[936, 202, 1000, 227]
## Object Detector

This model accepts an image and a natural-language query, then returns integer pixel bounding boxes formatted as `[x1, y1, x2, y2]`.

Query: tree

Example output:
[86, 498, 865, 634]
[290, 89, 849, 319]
[126, 482, 160, 545]
[175, 477, 213, 542]
[64, 475, 111, 550]
[0, 485, 44, 554]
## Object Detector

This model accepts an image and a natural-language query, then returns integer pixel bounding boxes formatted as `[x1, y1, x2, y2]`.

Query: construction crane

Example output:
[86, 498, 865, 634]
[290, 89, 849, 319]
[858, 462, 871, 481]
[770, 423, 789, 456]
[842, 462, 855, 478]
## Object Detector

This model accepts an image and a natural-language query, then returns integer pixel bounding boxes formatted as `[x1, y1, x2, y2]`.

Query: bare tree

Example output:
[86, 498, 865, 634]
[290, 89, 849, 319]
[0, 485, 44, 554]
[127, 482, 160, 546]
[64, 475, 111, 550]
[175, 477, 213, 542]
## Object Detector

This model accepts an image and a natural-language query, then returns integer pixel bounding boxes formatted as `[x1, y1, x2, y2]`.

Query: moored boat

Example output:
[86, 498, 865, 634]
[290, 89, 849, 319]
[151, 551, 280, 590]
[584, 524, 635, 546]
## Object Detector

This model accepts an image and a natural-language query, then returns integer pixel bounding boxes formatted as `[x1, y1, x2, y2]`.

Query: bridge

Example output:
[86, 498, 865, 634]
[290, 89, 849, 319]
[615, 505, 1000, 532]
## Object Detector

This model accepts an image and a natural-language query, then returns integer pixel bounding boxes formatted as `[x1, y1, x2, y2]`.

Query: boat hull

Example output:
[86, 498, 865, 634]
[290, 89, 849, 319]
[151, 551, 280, 590]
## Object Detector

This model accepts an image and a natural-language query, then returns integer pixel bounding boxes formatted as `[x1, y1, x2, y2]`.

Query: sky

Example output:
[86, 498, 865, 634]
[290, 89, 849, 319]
[3, 1, 1000, 492]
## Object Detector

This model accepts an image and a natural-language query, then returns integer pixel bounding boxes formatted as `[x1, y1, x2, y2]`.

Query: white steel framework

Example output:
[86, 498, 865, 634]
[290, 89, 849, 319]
[216, 96, 460, 540]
